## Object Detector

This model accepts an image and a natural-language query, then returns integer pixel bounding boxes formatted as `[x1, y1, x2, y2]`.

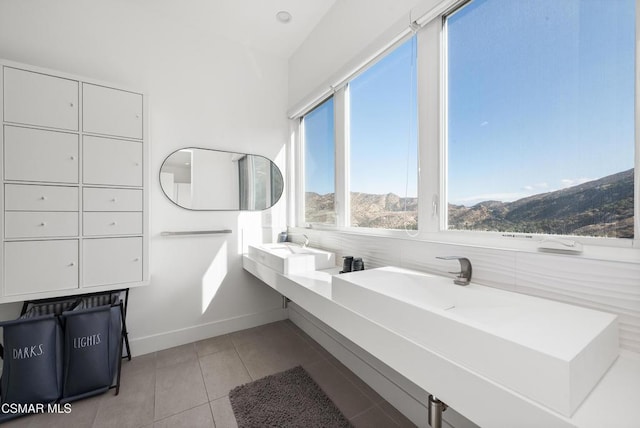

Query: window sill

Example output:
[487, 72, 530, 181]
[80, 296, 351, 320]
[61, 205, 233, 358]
[292, 225, 640, 264]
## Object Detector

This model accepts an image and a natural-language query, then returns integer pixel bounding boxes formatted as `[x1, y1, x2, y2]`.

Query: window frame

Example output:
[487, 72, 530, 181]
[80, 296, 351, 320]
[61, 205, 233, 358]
[294, 0, 639, 256]
[435, 0, 638, 251]
[299, 95, 338, 227]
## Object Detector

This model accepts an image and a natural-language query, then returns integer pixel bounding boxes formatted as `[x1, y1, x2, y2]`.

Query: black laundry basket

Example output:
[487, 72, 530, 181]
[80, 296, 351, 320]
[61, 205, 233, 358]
[0, 314, 64, 419]
[61, 300, 123, 402]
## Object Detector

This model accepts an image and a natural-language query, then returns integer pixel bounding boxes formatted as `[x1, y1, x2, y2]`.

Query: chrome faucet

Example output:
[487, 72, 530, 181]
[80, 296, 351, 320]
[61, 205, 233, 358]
[289, 233, 309, 247]
[436, 256, 472, 286]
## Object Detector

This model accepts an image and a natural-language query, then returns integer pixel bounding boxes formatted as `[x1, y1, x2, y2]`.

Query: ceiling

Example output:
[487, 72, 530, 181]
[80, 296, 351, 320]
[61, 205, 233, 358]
[135, 0, 339, 59]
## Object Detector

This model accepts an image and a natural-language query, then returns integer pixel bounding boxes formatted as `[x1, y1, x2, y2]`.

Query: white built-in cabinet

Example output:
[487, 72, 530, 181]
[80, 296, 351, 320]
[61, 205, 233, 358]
[0, 60, 149, 302]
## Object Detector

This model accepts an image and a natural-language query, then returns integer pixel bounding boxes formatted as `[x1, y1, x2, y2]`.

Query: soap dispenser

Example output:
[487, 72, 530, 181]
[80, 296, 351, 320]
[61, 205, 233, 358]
[340, 256, 354, 273]
[352, 257, 365, 271]
[340, 256, 365, 273]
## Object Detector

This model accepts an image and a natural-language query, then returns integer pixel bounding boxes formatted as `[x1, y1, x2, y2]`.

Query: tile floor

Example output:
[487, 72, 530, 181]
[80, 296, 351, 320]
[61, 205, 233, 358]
[4, 320, 416, 428]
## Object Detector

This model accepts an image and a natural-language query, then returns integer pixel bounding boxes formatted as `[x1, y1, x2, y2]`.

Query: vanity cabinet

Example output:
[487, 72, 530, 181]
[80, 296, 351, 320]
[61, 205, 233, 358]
[83, 188, 143, 211]
[4, 126, 79, 183]
[0, 60, 149, 302]
[83, 212, 142, 236]
[4, 240, 79, 295]
[83, 136, 142, 186]
[3, 67, 79, 131]
[5, 212, 78, 239]
[83, 237, 142, 287]
[5, 184, 79, 211]
[83, 83, 143, 139]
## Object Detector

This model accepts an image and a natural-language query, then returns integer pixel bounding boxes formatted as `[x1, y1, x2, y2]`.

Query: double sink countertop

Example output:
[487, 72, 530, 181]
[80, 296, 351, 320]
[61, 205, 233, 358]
[243, 245, 640, 428]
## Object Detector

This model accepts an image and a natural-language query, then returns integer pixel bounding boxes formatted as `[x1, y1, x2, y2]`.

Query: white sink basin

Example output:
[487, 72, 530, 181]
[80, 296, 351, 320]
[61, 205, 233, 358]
[248, 243, 335, 275]
[332, 266, 618, 417]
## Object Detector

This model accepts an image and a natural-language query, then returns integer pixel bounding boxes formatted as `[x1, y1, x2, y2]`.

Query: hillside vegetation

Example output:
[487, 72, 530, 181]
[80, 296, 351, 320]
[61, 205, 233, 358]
[305, 169, 634, 238]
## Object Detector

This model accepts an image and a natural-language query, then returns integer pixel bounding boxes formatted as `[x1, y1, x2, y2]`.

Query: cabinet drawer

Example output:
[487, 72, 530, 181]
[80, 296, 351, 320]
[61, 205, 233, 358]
[83, 188, 142, 211]
[5, 184, 78, 211]
[83, 84, 142, 139]
[83, 212, 142, 236]
[4, 126, 79, 183]
[83, 237, 142, 286]
[5, 212, 78, 239]
[3, 67, 79, 131]
[83, 136, 142, 186]
[4, 240, 78, 295]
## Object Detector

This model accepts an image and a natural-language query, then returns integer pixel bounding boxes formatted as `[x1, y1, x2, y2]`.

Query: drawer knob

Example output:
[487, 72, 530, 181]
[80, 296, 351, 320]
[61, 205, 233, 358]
[133, 257, 140, 262]
[39, 222, 46, 227]
[135, 114, 140, 119]
[40, 196, 47, 200]
[69, 102, 74, 107]
[135, 162, 140, 166]
[111, 198, 117, 202]
[69, 262, 76, 267]
[110, 221, 117, 226]
[70, 155, 76, 160]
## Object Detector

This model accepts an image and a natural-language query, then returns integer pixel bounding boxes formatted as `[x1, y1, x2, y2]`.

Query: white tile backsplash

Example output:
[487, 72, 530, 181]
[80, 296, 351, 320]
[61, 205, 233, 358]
[295, 228, 640, 354]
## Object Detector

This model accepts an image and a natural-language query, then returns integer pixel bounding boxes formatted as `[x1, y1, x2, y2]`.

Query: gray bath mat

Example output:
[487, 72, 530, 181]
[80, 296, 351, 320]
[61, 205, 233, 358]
[229, 365, 353, 428]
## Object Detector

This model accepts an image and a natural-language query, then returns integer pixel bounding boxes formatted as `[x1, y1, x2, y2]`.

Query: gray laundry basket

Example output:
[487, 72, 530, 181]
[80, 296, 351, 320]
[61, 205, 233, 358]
[20, 296, 81, 319]
[0, 314, 63, 422]
[61, 300, 123, 402]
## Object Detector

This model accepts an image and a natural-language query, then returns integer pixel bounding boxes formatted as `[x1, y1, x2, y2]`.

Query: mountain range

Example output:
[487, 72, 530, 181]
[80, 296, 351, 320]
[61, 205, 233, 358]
[305, 168, 634, 238]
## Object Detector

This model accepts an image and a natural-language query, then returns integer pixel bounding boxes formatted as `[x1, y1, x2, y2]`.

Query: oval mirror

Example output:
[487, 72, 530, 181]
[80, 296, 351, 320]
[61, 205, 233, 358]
[159, 148, 284, 210]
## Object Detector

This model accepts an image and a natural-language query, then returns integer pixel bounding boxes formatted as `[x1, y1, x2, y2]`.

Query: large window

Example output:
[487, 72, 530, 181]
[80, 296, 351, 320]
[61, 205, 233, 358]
[349, 37, 418, 230]
[302, 97, 336, 225]
[296, 0, 637, 246]
[446, 0, 635, 239]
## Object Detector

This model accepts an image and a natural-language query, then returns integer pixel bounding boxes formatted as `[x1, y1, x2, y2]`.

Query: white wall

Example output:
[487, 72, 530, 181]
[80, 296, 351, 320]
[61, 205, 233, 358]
[288, 0, 421, 108]
[0, 0, 288, 354]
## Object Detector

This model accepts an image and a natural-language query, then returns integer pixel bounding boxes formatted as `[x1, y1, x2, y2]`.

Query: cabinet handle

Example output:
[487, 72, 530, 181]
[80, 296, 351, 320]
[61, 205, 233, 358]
[69, 262, 76, 267]
[69, 102, 74, 107]
[110, 221, 117, 226]
[135, 162, 140, 166]
[39, 222, 46, 227]
[135, 114, 140, 119]
[111, 198, 117, 202]
[40, 196, 47, 200]
[133, 257, 140, 262]
[70, 155, 76, 160]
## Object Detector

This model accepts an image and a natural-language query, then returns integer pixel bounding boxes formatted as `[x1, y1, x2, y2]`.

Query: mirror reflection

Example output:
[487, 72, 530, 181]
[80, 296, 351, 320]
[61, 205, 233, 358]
[159, 148, 283, 210]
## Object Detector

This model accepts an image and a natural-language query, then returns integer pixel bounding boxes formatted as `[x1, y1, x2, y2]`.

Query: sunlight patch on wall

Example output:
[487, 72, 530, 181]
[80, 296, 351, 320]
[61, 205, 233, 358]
[237, 211, 264, 255]
[201, 241, 228, 314]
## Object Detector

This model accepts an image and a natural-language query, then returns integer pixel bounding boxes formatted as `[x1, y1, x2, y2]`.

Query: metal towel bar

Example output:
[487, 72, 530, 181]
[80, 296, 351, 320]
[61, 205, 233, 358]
[160, 230, 232, 236]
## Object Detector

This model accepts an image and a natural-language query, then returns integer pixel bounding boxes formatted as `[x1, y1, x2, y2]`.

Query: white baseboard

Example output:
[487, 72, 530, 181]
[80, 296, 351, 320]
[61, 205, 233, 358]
[129, 307, 287, 356]
[288, 303, 477, 428]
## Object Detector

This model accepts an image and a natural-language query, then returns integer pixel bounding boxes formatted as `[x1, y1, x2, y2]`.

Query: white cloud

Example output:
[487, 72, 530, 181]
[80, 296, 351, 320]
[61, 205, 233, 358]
[453, 178, 594, 207]
[522, 182, 549, 192]
[560, 177, 592, 188]
[480, 121, 489, 127]
[454, 192, 529, 206]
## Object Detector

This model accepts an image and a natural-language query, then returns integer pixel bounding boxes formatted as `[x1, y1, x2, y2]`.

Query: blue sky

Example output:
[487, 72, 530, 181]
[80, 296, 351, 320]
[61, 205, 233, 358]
[304, 97, 335, 195]
[304, 98, 335, 195]
[306, 0, 635, 206]
[448, 0, 635, 205]
[305, 39, 417, 197]
[349, 38, 418, 197]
